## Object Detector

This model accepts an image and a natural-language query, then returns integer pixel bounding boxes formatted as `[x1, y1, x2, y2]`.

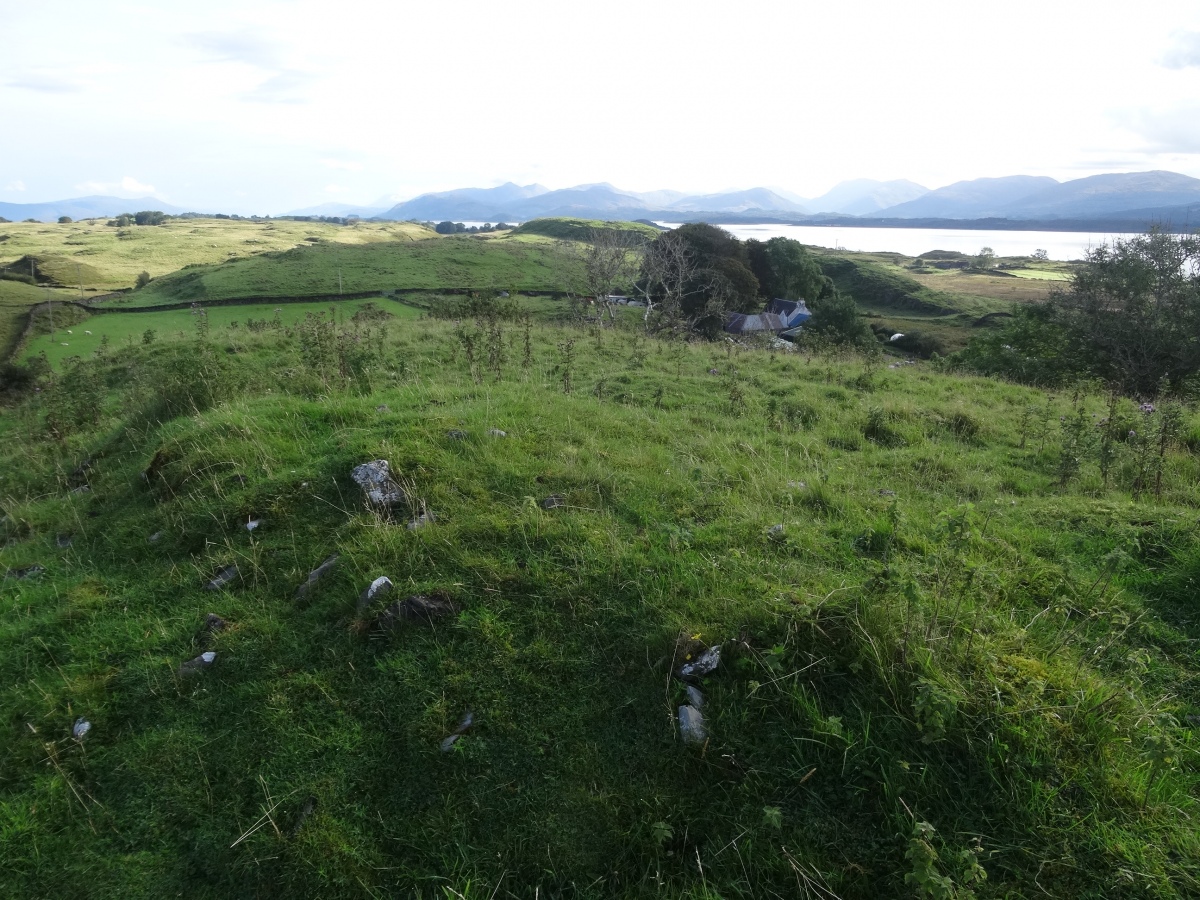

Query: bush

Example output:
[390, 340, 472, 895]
[57, 216, 73, 224]
[135, 271, 152, 289]
[134, 210, 166, 226]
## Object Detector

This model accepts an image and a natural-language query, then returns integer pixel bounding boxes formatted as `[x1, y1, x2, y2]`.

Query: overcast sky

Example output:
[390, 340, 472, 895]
[2, 0, 1199, 213]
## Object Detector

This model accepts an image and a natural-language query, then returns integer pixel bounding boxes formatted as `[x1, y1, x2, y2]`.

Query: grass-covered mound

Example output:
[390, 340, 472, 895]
[513, 217, 662, 242]
[0, 218, 436, 292]
[119, 235, 581, 308]
[2, 316, 1199, 898]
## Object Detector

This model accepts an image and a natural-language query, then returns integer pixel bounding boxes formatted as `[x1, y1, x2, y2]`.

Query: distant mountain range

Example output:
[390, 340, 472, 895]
[7, 171, 1200, 228]
[0, 195, 185, 222]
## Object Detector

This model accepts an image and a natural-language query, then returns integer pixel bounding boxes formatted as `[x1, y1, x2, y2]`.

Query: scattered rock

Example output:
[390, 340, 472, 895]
[487, 428, 508, 438]
[540, 495, 566, 510]
[678, 705, 707, 743]
[245, 518, 262, 532]
[440, 711, 475, 752]
[708, 368, 720, 376]
[56, 534, 73, 548]
[787, 481, 807, 490]
[4, 564, 45, 581]
[447, 429, 469, 441]
[374, 593, 458, 629]
[69, 456, 95, 487]
[878, 489, 897, 498]
[204, 564, 239, 591]
[767, 524, 785, 539]
[350, 460, 406, 518]
[375, 404, 389, 412]
[406, 512, 436, 530]
[179, 651, 217, 676]
[357, 576, 394, 613]
[199, 613, 227, 644]
[148, 531, 162, 543]
[295, 554, 339, 600]
[70, 485, 91, 495]
[72, 717, 91, 740]
[686, 685, 705, 709]
[678, 645, 721, 681]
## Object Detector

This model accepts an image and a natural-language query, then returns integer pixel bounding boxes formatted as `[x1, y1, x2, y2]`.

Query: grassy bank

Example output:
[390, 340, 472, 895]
[2, 315, 1198, 898]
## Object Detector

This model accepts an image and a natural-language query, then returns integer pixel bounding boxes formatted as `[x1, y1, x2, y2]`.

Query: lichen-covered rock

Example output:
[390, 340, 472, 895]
[540, 495, 566, 510]
[350, 460, 406, 518]
[678, 645, 721, 681]
[179, 651, 217, 676]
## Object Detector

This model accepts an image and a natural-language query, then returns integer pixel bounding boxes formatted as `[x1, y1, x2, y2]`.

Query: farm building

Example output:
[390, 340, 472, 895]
[725, 298, 811, 336]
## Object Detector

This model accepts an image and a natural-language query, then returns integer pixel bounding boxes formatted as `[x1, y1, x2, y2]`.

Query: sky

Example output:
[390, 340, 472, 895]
[2, 0, 1200, 214]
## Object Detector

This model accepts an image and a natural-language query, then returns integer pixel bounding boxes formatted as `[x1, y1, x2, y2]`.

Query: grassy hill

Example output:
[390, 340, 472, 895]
[0, 218, 436, 292]
[512, 217, 663, 242]
[2, 312, 1199, 898]
[111, 234, 581, 308]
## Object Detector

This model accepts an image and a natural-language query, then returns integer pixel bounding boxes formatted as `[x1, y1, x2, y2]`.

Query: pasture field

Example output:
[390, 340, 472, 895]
[0, 217, 437, 292]
[1, 314, 1199, 898]
[0, 281, 75, 359]
[22, 298, 422, 368]
[112, 233, 584, 308]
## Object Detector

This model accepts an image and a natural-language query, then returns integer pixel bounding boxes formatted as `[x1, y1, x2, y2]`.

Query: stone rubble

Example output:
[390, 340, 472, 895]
[295, 554, 339, 600]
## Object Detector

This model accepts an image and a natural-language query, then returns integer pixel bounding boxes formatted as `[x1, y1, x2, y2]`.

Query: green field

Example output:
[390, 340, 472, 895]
[0, 217, 437, 292]
[2, 311, 1199, 897]
[111, 233, 584, 308]
[22, 298, 422, 368]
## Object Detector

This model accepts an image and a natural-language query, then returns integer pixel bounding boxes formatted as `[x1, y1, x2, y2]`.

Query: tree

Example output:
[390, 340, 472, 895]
[58, 215, 73, 224]
[746, 236, 834, 302]
[135, 271, 152, 289]
[972, 246, 996, 272]
[579, 227, 645, 323]
[960, 230, 1200, 395]
[803, 290, 872, 346]
[1031, 249, 1049, 261]
[134, 210, 166, 226]
[634, 231, 705, 336]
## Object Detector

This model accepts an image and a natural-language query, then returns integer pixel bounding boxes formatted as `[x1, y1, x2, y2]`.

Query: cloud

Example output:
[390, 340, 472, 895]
[181, 31, 279, 67]
[1161, 31, 1200, 69]
[1121, 105, 1200, 154]
[242, 70, 314, 104]
[324, 184, 345, 194]
[322, 159, 363, 172]
[73, 176, 159, 196]
[4, 180, 26, 191]
[6, 74, 82, 93]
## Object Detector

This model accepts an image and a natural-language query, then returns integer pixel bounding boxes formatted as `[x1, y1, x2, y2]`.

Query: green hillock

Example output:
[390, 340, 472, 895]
[2, 313, 1199, 898]
[513, 217, 662, 242]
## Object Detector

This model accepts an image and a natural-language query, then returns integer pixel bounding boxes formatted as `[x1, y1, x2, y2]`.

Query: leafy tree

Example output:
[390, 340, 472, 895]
[803, 290, 872, 346]
[959, 230, 1200, 395]
[746, 236, 834, 301]
[971, 247, 996, 272]
[134, 210, 166, 226]
[57, 215, 73, 224]
[135, 271, 152, 289]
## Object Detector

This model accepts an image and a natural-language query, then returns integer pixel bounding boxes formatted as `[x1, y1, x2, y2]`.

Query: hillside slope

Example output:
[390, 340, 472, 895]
[2, 318, 1199, 898]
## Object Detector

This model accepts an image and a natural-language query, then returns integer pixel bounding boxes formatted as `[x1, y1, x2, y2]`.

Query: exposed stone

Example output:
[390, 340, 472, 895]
[374, 593, 458, 629]
[179, 650, 217, 676]
[291, 796, 318, 837]
[787, 481, 807, 490]
[70, 485, 91, 495]
[5, 564, 46, 581]
[357, 575, 394, 613]
[678, 705, 707, 743]
[56, 534, 73, 548]
[487, 428, 508, 438]
[878, 489, 897, 498]
[350, 460, 406, 517]
[375, 404, 389, 412]
[540, 495, 566, 510]
[295, 554, 339, 600]
[72, 717, 91, 740]
[678, 645, 721, 681]
[148, 531, 163, 543]
[245, 518, 262, 532]
[767, 524, 785, 539]
[440, 711, 475, 752]
[204, 565, 239, 591]
[201, 613, 227, 641]
[686, 685, 705, 709]
[447, 429, 469, 441]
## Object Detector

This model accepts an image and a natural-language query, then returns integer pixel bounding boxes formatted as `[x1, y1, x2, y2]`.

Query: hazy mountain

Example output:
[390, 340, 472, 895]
[666, 188, 807, 214]
[998, 171, 1200, 219]
[876, 176, 1059, 218]
[381, 183, 806, 221]
[285, 202, 389, 218]
[807, 179, 928, 215]
[0, 195, 185, 222]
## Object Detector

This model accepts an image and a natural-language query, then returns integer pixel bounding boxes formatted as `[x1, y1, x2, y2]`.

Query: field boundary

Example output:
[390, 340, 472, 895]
[91, 287, 571, 313]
